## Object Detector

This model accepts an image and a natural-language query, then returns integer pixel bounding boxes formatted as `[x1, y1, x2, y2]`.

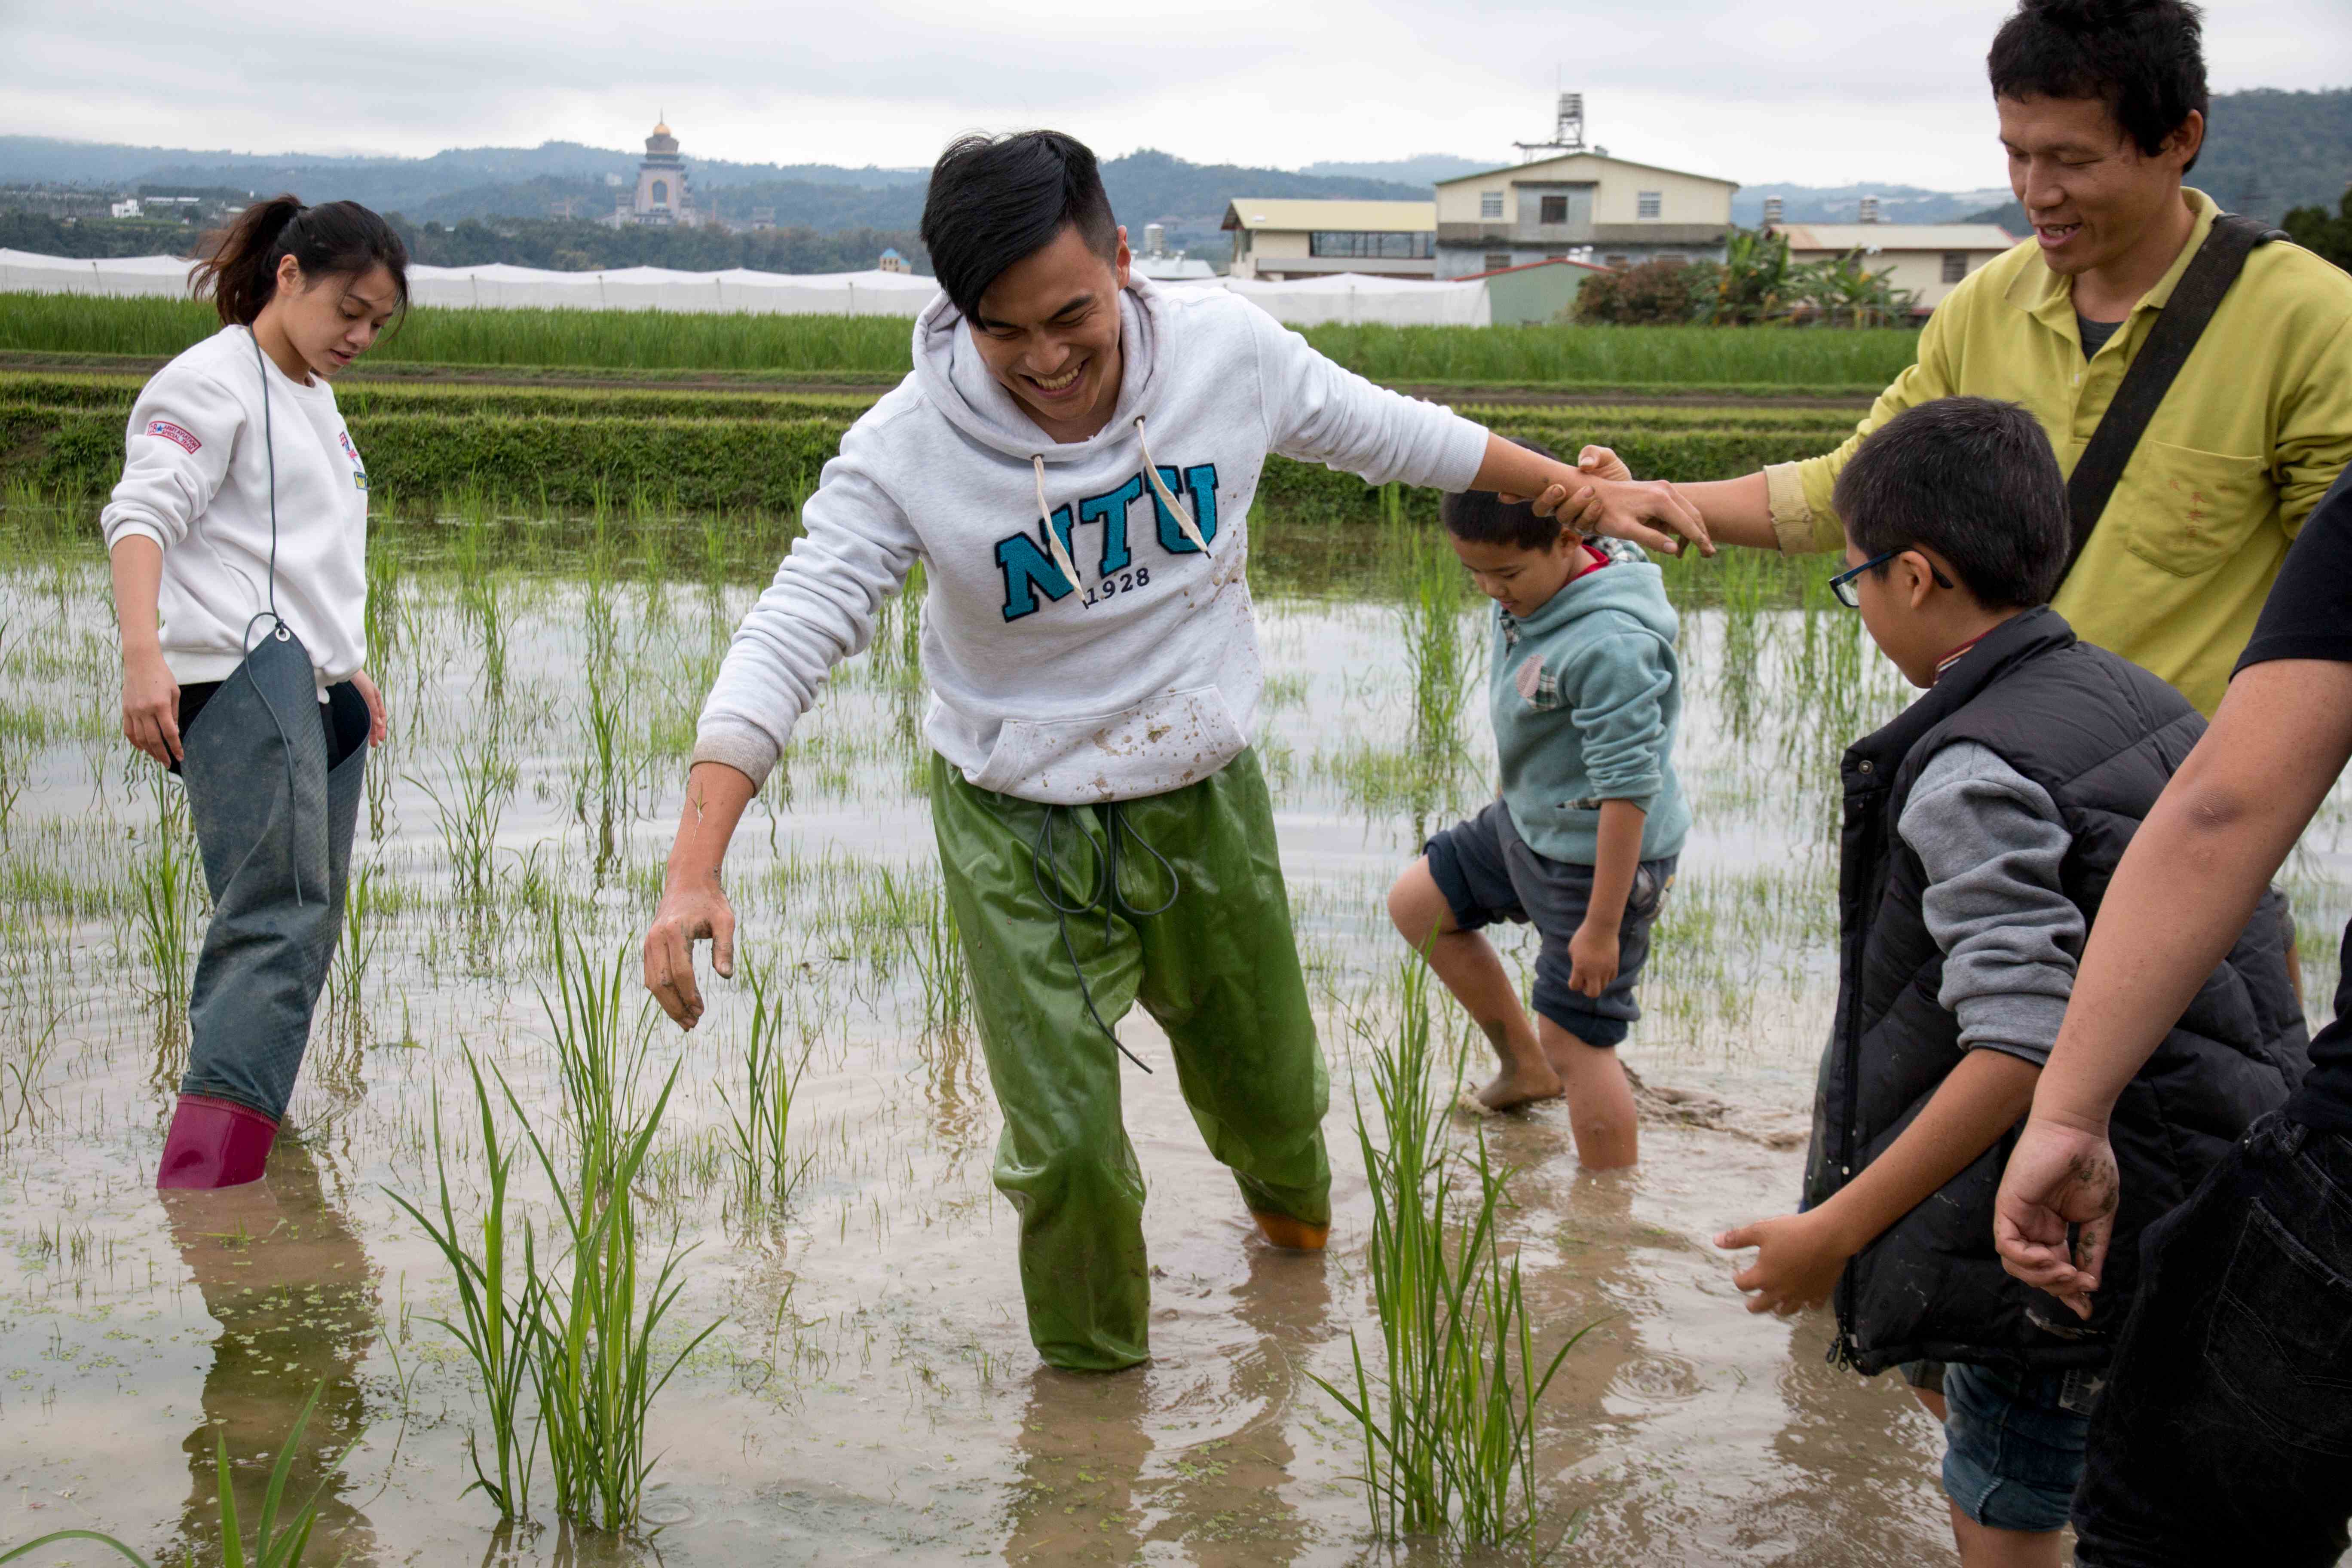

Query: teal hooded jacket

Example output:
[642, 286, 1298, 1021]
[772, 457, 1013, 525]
[1486, 557, 1689, 865]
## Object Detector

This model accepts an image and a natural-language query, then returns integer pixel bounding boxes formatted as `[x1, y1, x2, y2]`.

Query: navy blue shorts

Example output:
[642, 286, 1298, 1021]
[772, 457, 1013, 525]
[1423, 799, 1674, 1048]
[1941, 1361, 2098, 1535]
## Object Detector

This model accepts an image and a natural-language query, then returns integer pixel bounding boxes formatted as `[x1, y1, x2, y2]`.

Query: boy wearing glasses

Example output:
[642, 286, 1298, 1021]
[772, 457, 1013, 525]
[1715, 398, 2300, 1568]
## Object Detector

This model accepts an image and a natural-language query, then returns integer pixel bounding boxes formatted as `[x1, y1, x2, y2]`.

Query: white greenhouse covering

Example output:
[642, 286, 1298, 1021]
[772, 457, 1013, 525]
[0, 251, 1493, 328]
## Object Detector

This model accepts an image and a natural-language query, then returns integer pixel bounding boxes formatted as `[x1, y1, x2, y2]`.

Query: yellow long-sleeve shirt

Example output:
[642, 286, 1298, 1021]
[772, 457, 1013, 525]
[1765, 188, 2352, 715]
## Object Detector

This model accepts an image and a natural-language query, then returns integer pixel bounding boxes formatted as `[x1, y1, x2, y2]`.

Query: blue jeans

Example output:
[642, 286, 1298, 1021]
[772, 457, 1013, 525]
[2073, 1113, 2352, 1566]
[1423, 799, 1674, 1048]
[1940, 1361, 2097, 1534]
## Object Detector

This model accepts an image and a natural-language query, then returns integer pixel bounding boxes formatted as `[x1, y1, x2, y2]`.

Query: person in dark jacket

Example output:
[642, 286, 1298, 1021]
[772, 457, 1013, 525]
[1714, 397, 2305, 1568]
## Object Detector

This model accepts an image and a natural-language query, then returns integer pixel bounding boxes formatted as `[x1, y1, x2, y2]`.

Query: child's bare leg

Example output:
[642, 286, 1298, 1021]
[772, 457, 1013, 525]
[1537, 1015, 1637, 1168]
[1948, 1507, 2064, 1568]
[1387, 859, 1561, 1111]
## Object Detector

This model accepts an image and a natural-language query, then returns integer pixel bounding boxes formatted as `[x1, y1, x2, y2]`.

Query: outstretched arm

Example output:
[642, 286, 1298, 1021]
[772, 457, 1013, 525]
[644, 760, 758, 1029]
[1996, 657, 2352, 1310]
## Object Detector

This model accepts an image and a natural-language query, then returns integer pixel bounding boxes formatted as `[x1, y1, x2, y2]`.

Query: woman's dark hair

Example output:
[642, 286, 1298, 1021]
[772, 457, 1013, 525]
[1442, 438, 1568, 552]
[920, 131, 1119, 321]
[192, 195, 410, 328]
[1834, 397, 2070, 608]
[1988, 0, 2208, 169]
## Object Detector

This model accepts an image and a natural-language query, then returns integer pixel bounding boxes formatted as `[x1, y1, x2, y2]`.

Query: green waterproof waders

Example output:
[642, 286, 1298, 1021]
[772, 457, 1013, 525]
[931, 748, 1331, 1372]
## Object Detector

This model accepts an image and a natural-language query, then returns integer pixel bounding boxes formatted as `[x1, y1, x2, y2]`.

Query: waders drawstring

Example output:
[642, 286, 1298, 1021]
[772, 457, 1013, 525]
[1029, 801, 1182, 1074]
[246, 328, 306, 906]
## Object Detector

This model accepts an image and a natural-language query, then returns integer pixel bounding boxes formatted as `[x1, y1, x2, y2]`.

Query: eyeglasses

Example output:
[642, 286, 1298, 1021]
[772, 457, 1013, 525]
[1829, 548, 1954, 609]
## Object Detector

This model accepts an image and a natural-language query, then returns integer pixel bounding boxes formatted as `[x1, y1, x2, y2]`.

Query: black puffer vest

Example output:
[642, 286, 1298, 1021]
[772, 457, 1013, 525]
[1804, 608, 2306, 1375]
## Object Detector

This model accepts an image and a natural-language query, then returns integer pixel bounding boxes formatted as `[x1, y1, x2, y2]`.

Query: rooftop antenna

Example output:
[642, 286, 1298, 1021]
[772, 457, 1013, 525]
[1515, 89, 1589, 163]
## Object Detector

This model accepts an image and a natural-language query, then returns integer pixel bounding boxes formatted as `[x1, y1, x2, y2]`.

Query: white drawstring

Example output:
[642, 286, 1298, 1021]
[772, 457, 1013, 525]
[1133, 417, 1211, 555]
[1031, 453, 1088, 598]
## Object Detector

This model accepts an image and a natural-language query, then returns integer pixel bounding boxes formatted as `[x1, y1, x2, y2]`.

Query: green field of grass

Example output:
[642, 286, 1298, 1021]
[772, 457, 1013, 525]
[0, 292, 1919, 392]
[0, 371, 1854, 520]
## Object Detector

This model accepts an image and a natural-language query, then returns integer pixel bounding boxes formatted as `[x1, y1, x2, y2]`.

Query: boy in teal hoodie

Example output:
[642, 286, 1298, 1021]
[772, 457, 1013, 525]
[1389, 442, 1689, 1166]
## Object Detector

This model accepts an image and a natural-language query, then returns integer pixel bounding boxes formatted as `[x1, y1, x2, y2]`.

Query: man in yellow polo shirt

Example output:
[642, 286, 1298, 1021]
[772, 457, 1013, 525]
[1681, 0, 2352, 716]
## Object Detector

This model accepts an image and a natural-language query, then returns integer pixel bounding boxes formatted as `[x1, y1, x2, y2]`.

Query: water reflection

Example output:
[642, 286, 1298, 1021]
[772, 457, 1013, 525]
[160, 1133, 379, 1565]
[999, 1241, 1327, 1566]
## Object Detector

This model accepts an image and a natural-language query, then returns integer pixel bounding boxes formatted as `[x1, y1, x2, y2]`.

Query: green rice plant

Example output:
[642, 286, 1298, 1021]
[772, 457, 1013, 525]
[413, 744, 515, 913]
[0, 1382, 355, 1566]
[717, 957, 815, 1213]
[128, 771, 202, 1009]
[323, 861, 381, 1032]
[1312, 961, 1587, 1549]
[909, 880, 971, 1041]
[512, 930, 722, 1533]
[540, 918, 649, 1203]
[382, 1051, 544, 1519]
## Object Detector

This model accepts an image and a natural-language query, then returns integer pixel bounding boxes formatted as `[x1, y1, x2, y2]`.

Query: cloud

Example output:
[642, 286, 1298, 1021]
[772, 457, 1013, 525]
[4, 0, 2345, 188]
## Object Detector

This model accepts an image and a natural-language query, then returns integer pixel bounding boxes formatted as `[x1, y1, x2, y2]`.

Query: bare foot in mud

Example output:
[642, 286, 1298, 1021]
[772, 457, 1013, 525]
[1461, 1065, 1565, 1115]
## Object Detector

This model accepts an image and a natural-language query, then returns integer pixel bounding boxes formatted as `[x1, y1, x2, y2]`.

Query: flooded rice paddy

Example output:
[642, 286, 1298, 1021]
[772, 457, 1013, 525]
[0, 501, 2346, 1566]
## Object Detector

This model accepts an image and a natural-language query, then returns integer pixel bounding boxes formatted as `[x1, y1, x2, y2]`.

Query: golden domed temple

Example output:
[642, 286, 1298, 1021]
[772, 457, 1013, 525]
[609, 117, 700, 229]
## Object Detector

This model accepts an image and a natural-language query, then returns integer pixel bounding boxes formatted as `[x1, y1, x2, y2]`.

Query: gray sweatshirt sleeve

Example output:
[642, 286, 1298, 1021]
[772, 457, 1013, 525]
[689, 416, 922, 789]
[1241, 302, 1489, 492]
[1896, 740, 2083, 1067]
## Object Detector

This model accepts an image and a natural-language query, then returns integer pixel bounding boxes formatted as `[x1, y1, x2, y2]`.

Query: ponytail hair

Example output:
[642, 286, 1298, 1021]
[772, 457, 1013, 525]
[192, 196, 410, 327]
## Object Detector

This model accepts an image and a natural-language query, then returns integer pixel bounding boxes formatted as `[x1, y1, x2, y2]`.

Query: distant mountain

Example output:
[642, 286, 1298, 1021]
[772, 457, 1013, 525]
[1298, 154, 1492, 185]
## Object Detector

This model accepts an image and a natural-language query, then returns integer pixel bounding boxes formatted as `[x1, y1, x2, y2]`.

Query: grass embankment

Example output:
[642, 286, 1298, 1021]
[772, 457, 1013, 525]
[0, 371, 1859, 519]
[0, 292, 1918, 396]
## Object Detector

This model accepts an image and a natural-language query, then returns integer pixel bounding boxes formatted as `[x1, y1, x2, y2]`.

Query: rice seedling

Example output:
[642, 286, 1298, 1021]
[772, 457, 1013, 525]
[0, 1381, 355, 1567]
[414, 744, 515, 915]
[1311, 961, 1587, 1550]
[718, 957, 815, 1214]
[908, 880, 971, 1041]
[515, 931, 723, 1534]
[382, 1051, 544, 1519]
[128, 770, 201, 1010]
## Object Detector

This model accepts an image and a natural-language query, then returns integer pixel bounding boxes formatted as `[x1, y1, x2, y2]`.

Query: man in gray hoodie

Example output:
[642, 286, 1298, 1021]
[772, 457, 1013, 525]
[641, 130, 1709, 1372]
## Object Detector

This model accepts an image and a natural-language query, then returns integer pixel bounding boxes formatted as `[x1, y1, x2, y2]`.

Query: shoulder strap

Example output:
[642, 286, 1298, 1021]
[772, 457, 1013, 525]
[2062, 212, 2285, 578]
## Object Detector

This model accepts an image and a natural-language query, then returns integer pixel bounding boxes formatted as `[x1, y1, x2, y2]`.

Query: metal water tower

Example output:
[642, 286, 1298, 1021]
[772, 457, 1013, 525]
[1858, 195, 1882, 224]
[1762, 195, 1785, 227]
[1515, 92, 1591, 163]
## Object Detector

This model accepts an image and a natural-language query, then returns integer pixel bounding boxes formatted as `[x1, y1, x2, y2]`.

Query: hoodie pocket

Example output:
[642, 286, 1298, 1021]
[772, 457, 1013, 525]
[970, 686, 1247, 804]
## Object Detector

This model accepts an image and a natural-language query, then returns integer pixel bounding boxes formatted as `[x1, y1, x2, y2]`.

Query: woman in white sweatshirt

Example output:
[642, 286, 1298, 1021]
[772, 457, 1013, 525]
[640, 131, 1712, 1372]
[102, 196, 406, 1189]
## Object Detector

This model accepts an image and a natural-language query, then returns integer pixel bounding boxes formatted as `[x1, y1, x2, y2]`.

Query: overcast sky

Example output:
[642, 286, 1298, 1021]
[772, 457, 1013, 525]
[6, 0, 2347, 187]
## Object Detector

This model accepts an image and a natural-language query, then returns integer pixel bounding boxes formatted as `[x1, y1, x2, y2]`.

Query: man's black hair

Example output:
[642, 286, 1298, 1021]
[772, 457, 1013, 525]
[921, 131, 1120, 322]
[1441, 438, 1567, 552]
[1835, 398, 2070, 608]
[1988, 0, 2208, 170]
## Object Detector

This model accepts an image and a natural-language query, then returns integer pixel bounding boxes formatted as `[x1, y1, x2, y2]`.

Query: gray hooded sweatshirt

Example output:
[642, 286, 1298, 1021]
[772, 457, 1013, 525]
[692, 277, 1489, 804]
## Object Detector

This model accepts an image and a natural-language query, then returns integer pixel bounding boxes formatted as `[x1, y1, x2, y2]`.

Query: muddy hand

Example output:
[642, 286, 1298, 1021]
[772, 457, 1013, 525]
[1993, 1117, 2119, 1319]
[1585, 476, 1713, 558]
[643, 877, 737, 1030]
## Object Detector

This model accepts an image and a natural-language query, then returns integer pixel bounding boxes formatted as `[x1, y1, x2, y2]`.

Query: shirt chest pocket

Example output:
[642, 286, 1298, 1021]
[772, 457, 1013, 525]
[1511, 654, 1563, 711]
[2108, 439, 2274, 579]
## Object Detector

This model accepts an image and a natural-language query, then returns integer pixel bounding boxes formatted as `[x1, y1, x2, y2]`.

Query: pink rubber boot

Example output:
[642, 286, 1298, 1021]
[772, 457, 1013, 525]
[156, 1094, 279, 1189]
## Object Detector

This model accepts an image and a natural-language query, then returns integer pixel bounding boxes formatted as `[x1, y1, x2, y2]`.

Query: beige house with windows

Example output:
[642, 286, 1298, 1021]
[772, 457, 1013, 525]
[1221, 199, 1437, 281]
[1767, 222, 2019, 310]
[1433, 154, 1737, 279]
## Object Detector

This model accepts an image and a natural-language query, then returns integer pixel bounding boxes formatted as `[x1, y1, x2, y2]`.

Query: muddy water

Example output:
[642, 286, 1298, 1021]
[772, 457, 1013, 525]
[0, 530, 2343, 1566]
